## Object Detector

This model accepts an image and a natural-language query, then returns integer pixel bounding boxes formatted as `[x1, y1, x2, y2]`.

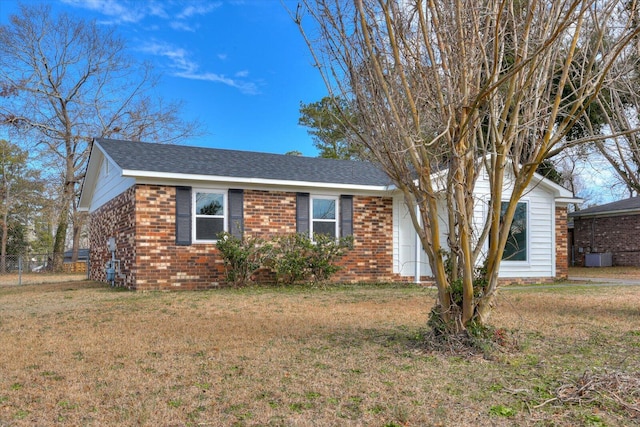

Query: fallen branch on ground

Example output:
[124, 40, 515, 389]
[534, 370, 640, 418]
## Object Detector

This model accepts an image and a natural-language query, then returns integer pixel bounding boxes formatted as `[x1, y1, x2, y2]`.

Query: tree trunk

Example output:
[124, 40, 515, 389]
[52, 206, 69, 272]
[71, 212, 86, 262]
[0, 210, 7, 274]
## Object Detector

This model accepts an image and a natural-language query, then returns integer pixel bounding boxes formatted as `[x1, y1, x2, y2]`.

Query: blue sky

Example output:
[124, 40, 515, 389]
[0, 0, 327, 156]
[0, 1, 628, 204]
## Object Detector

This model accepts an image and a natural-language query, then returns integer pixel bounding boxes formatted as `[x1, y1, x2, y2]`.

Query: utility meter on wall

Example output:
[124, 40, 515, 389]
[107, 237, 116, 253]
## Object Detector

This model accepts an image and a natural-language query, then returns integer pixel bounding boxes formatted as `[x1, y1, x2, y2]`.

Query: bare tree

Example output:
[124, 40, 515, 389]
[591, 84, 640, 197]
[295, 0, 640, 333]
[0, 139, 43, 272]
[0, 4, 201, 269]
[553, 0, 640, 199]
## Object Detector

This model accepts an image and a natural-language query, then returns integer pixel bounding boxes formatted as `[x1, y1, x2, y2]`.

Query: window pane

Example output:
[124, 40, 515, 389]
[501, 202, 527, 261]
[313, 199, 336, 220]
[196, 217, 224, 240]
[313, 221, 336, 238]
[196, 193, 224, 216]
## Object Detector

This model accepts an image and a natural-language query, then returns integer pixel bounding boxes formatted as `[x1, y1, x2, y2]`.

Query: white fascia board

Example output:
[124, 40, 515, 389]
[122, 169, 395, 193]
[556, 196, 583, 205]
[530, 171, 575, 198]
[571, 208, 640, 218]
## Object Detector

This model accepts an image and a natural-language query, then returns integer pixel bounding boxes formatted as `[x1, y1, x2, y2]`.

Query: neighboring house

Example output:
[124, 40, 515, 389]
[78, 138, 578, 290]
[570, 196, 640, 267]
[63, 249, 90, 263]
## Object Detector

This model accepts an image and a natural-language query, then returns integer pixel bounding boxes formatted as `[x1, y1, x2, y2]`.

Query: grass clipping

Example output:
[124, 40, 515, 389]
[536, 370, 640, 419]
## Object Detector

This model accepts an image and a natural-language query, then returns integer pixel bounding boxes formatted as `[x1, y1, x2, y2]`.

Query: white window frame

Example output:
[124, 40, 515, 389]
[310, 195, 339, 240]
[501, 199, 529, 264]
[193, 189, 227, 243]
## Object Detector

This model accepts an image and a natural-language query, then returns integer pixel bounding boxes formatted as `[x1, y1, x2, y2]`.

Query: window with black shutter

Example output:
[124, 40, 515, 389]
[340, 195, 353, 237]
[296, 193, 310, 234]
[228, 189, 244, 238]
[175, 186, 192, 245]
[297, 193, 354, 238]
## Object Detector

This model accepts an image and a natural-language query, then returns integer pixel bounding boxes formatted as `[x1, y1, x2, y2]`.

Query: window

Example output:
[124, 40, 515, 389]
[501, 201, 528, 261]
[194, 190, 226, 241]
[311, 196, 338, 238]
[296, 193, 352, 239]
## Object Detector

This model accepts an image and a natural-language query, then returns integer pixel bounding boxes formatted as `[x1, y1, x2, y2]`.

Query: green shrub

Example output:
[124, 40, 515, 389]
[216, 232, 271, 287]
[217, 232, 353, 286]
[307, 233, 353, 284]
[268, 233, 353, 285]
[269, 233, 314, 285]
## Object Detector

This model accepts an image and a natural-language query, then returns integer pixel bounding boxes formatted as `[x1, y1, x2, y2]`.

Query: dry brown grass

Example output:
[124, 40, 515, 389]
[0, 273, 86, 287]
[569, 266, 640, 279]
[0, 281, 639, 426]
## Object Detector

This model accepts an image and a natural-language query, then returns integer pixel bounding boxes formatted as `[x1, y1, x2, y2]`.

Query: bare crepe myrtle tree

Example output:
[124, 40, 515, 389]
[591, 57, 640, 196]
[295, 0, 640, 333]
[0, 4, 201, 268]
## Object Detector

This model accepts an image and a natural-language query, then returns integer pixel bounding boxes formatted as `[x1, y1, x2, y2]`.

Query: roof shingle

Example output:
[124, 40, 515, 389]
[96, 138, 392, 187]
[569, 196, 640, 217]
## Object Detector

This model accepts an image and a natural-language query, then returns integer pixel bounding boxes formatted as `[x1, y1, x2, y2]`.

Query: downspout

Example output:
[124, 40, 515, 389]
[415, 205, 421, 283]
[551, 200, 556, 278]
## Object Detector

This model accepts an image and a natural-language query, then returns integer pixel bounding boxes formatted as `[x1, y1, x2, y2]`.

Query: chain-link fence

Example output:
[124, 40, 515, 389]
[0, 253, 90, 286]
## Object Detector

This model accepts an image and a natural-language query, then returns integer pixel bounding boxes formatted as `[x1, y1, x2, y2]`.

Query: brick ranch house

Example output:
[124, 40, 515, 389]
[570, 196, 640, 267]
[78, 138, 579, 290]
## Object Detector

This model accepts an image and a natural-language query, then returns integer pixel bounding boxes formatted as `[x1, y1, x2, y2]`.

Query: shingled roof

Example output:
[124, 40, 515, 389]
[569, 196, 640, 218]
[96, 138, 392, 187]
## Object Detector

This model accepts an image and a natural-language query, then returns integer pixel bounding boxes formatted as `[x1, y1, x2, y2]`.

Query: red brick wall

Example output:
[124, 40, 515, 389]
[89, 185, 225, 290]
[134, 185, 225, 290]
[335, 196, 397, 282]
[573, 213, 640, 267]
[555, 206, 568, 279]
[90, 185, 571, 289]
[242, 191, 399, 282]
[89, 186, 136, 287]
[243, 190, 399, 283]
[244, 190, 297, 236]
[90, 185, 401, 290]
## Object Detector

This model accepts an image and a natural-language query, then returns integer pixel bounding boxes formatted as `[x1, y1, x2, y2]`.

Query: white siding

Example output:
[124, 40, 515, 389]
[87, 157, 135, 213]
[394, 167, 557, 279]
[497, 188, 554, 278]
[394, 196, 431, 277]
[394, 195, 445, 280]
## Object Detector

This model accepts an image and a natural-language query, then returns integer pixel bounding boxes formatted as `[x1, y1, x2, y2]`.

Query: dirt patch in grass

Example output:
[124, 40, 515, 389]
[0, 282, 638, 426]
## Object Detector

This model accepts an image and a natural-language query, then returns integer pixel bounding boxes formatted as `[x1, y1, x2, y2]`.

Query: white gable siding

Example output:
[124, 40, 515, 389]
[394, 196, 432, 277]
[87, 157, 135, 213]
[394, 167, 558, 280]
[473, 170, 556, 278]
[498, 191, 554, 278]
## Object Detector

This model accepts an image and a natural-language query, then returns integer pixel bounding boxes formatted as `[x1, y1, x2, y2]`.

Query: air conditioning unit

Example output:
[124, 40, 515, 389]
[585, 252, 613, 267]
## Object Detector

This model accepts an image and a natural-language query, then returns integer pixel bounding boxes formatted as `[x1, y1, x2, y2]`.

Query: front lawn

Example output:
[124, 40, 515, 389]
[0, 282, 638, 426]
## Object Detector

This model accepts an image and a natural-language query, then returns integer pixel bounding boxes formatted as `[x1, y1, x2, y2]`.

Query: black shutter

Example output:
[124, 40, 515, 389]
[340, 195, 353, 237]
[296, 193, 310, 234]
[175, 186, 192, 246]
[228, 189, 244, 238]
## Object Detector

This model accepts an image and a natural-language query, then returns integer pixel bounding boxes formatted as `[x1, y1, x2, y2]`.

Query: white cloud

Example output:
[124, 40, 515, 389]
[146, 1, 169, 19]
[174, 70, 260, 95]
[60, 0, 146, 23]
[137, 41, 194, 72]
[138, 41, 260, 95]
[169, 21, 197, 32]
[176, 2, 222, 19]
[60, 0, 217, 29]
